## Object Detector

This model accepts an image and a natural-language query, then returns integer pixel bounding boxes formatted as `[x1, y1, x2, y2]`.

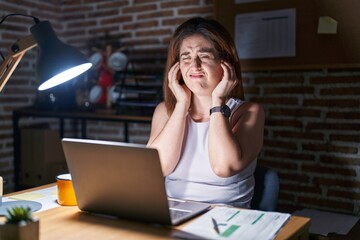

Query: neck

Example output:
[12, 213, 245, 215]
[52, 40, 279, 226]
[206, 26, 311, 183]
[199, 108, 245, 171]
[189, 95, 212, 122]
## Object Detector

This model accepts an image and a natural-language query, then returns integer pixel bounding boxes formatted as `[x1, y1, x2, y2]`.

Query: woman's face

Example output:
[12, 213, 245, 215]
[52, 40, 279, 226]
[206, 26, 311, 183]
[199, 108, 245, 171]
[179, 34, 223, 96]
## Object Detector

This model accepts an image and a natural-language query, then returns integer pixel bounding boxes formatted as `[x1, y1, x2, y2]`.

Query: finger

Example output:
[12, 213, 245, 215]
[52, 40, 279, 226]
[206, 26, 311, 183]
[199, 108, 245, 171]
[221, 62, 231, 81]
[222, 61, 236, 81]
[168, 63, 179, 83]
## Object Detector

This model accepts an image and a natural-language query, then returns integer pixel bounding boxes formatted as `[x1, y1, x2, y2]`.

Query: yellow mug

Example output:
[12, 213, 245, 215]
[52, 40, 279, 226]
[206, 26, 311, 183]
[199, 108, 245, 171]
[56, 173, 77, 206]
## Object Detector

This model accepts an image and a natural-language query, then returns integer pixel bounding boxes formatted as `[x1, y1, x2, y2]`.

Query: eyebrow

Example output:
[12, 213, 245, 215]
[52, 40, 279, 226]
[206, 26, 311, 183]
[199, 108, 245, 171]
[180, 47, 215, 57]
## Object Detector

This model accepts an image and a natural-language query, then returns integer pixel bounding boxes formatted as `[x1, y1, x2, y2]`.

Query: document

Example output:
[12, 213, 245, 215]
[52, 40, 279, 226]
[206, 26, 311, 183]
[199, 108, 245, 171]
[235, 8, 296, 59]
[182, 206, 290, 240]
[3, 186, 58, 212]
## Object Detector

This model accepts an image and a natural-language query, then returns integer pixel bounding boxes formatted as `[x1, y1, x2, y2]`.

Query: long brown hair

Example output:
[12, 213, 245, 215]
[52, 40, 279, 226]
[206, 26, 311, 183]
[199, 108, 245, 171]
[163, 17, 244, 114]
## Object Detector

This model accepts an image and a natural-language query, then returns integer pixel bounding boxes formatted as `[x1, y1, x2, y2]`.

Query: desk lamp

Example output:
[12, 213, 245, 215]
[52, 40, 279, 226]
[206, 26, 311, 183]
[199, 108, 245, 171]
[0, 13, 92, 215]
[0, 13, 92, 92]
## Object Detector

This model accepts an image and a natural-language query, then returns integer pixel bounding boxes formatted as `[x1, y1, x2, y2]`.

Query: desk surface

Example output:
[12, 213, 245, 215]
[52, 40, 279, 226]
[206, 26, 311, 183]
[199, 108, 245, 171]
[4, 184, 310, 240]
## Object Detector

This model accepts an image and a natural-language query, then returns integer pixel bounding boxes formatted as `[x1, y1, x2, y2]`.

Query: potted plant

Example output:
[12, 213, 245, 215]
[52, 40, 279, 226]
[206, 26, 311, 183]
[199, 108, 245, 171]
[0, 206, 39, 240]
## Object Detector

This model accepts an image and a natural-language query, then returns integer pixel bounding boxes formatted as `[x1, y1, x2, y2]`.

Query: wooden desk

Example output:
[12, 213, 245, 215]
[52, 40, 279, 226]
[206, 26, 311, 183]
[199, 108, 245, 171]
[4, 185, 310, 240]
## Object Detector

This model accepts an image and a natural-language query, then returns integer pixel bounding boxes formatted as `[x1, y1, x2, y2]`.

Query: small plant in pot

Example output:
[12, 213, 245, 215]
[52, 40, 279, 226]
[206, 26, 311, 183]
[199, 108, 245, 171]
[0, 206, 39, 240]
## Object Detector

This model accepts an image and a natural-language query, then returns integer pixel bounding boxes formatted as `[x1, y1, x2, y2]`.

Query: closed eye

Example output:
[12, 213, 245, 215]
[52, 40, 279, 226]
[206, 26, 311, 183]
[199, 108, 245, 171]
[181, 57, 191, 62]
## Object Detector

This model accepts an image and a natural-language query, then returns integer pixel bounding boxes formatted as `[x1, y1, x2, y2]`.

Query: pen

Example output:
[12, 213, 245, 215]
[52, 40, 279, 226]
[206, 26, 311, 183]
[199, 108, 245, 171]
[212, 217, 220, 234]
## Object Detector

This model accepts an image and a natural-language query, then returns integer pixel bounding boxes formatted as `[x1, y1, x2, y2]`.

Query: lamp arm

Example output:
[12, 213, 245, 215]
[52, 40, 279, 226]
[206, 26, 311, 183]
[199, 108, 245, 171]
[0, 35, 37, 92]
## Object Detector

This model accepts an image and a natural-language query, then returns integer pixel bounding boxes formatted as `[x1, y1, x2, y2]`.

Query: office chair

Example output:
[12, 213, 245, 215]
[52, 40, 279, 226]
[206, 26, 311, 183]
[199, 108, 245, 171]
[251, 165, 279, 211]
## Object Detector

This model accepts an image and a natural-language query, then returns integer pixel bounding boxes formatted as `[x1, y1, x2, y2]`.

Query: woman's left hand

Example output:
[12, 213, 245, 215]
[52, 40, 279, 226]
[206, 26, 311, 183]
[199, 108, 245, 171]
[212, 61, 238, 101]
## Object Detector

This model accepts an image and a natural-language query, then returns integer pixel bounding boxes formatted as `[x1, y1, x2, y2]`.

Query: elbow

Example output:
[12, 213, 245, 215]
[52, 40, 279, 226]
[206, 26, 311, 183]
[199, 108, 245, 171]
[211, 163, 242, 177]
[211, 156, 250, 177]
[162, 165, 174, 177]
[212, 167, 233, 177]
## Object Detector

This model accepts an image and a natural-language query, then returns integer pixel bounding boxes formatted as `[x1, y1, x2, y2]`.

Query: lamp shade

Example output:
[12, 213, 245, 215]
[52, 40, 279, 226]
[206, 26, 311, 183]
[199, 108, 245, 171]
[30, 21, 92, 91]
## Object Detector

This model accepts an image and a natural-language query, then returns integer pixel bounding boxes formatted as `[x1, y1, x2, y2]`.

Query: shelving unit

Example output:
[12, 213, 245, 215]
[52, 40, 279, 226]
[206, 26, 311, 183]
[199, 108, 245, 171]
[112, 58, 163, 116]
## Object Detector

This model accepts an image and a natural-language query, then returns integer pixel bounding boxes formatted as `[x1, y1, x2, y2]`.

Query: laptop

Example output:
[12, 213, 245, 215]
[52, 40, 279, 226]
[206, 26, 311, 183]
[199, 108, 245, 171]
[61, 138, 210, 225]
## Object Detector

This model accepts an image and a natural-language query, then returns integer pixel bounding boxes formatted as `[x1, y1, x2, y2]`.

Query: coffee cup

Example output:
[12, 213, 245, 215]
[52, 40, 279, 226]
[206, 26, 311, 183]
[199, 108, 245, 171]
[56, 173, 77, 206]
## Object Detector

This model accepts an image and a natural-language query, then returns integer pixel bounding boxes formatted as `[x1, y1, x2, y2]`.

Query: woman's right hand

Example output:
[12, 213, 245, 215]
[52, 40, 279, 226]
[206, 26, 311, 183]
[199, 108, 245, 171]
[168, 62, 191, 109]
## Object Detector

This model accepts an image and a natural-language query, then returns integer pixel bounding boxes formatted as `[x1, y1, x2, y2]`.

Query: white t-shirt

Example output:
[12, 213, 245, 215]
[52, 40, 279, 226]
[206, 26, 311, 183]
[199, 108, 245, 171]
[165, 98, 257, 208]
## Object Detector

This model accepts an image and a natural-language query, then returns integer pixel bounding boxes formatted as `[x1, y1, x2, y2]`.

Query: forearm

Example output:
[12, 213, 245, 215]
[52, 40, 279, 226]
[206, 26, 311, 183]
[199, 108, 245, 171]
[208, 114, 243, 177]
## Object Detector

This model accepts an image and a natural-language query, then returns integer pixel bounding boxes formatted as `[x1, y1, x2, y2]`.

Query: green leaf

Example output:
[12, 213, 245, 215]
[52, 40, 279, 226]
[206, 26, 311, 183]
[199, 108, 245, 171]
[5, 206, 34, 224]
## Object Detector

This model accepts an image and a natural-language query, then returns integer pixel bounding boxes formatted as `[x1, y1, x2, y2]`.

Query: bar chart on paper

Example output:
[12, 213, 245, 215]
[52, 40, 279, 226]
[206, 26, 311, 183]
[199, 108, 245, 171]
[182, 206, 291, 240]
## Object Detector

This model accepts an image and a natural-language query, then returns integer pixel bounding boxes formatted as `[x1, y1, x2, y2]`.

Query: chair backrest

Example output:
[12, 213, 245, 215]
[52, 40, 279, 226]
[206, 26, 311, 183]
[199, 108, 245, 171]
[251, 166, 279, 211]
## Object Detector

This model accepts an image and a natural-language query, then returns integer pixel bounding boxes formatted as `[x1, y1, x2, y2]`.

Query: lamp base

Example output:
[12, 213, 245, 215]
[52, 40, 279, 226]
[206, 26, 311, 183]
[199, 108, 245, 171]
[0, 201, 42, 216]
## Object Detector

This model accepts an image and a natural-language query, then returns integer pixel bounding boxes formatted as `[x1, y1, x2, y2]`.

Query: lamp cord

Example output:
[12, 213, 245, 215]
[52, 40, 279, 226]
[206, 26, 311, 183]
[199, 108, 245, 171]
[0, 13, 40, 61]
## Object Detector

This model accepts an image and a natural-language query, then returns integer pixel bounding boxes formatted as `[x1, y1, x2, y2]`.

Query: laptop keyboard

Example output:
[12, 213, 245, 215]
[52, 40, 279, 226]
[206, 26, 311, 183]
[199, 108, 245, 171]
[170, 209, 191, 220]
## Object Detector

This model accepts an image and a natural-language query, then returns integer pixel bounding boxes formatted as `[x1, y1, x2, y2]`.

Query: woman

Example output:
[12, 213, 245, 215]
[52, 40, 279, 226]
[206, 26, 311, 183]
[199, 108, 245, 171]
[147, 17, 265, 208]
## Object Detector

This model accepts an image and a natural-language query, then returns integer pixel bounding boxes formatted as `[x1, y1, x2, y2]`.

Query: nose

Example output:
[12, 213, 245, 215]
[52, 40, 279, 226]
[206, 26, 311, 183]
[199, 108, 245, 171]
[191, 57, 202, 69]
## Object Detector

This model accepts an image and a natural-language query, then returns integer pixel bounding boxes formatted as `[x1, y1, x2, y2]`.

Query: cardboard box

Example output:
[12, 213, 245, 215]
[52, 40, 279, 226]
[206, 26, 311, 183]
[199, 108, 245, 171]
[20, 126, 68, 187]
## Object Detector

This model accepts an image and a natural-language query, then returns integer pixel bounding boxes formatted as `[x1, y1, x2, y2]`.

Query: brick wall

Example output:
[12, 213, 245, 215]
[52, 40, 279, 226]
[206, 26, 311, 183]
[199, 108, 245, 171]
[0, 0, 359, 216]
[243, 71, 360, 215]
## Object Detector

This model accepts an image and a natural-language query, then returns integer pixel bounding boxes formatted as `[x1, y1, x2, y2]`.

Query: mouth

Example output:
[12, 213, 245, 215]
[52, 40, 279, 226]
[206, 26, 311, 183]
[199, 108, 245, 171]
[190, 73, 204, 78]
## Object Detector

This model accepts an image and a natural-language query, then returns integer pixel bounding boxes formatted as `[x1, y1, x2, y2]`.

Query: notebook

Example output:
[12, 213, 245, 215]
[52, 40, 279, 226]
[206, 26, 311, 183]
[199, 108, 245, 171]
[61, 138, 211, 225]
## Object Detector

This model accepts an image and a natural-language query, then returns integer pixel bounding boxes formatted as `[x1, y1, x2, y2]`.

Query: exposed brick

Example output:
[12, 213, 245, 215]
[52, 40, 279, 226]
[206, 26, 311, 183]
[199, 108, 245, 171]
[303, 99, 358, 108]
[255, 76, 304, 85]
[60, 13, 86, 22]
[319, 155, 360, 166]
[243, 86, 260, 95]
[320, 87, 360, 95]
[330, 134, 360, 143]
[97, 0, 128, 10]
[327, 111, 360, 120]
[160, 0, 200, 9]
[122, 4, 157, 14]
[61, 29, 87, 37]
[100, 15, 133, 25]
[265, 149, 315, 162]
[310, 76, 360, 85]
[87, 9, 119, 19]
[0, 3, 27, 13]
[306, 122, 360, 131]
[265, 118, 303, 128]
[301, 164, 357, 176]
[264, 86, 314, 95]
[278, 172, 310, 183]
[314, 177, 360, 188]
[137, 10, 174, 20]
[123, 20, 158, 30]
[67, 20, 98, 28]
[1, 26, 29, 34]
[251, 97, 298, 105]
[297, 196, 354, 213]
[327, 190, 360, 200]
[278, 192, 296, 202]
[269, 108, 321, 118]
[88, 26, 125, 35]
[263, 139, 298, 150]
[257, 158, 298, 170]
[302, 143, 358, 154]
[273, 130, 324, 141]
[61, 5, 94, 13]
[178, 6, 213, 15]
[162, 17, 191, 26]
[281, 183, 321, 195]
[123, 38, 160, 46]
[162, 36, 172, 44]
[134, 0, 159, 4]
[136, 28, 172, 37]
